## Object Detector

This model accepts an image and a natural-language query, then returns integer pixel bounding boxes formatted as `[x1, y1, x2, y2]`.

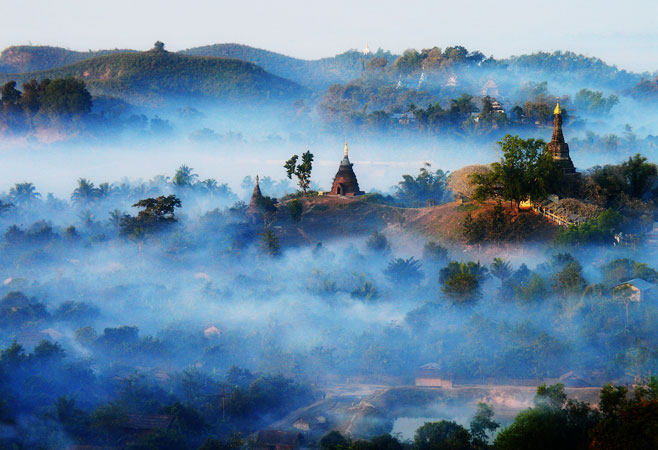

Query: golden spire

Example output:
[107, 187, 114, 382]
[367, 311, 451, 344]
[344, 141, 348, 158]
[554, 98, 561, 115]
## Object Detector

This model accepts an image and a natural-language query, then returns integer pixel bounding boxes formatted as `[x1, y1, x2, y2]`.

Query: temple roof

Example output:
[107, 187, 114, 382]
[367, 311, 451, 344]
[554, 101, 561, 115]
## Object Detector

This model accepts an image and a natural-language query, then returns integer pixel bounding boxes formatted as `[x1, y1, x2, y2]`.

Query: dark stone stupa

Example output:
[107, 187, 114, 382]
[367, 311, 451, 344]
[330, 142, 364, 196]
[547, 101, 577, 174]
[246, 175, 264, 222]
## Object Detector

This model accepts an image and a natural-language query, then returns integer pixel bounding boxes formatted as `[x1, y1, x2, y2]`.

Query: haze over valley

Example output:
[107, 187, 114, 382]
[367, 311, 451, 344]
[1, 12, 658, 450]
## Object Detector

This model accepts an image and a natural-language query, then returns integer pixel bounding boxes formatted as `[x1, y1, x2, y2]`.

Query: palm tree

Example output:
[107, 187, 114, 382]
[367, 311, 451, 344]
[384, 257, 425, 284]
[172, 165, 198, 188]
[108, 209, 124, 229]
[9, 182, 41, 206]
[490, 258, 512, 282]
[199, 178, 218, 193]
[78, 210, 95, 226]
[71, 178, 100, 207]
[97, 182, 115, 199]
[115, 180, 133, 199]
[148, 175, 170, 193]
[131, 183, 150, 199]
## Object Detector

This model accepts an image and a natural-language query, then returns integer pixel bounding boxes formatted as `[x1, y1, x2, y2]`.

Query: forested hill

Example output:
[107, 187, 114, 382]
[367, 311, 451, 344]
[181, 43, 395, 89]
[502, 51, 641, 89]
[0, 43, 647, 96]
[0, 45, 135, 74]
[0, 47, 306, 105]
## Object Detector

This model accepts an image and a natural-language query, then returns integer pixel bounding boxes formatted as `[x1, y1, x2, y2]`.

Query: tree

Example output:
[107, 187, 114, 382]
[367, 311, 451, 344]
[470, 403, 499, 449]
[0, 200, 12, 215]
[554, 209, 623, 245]
[589, 380, 658, 450]
[288, 199, 303, 222]
[1, 81, 22, 105]
[574, 89, 619, 116]
[129, 428, 187, 450]
[396, 163, 450, 207]
[490, 258, 512, 283]
[423, 241, 448, 263]
[20, 79, 42, 117]
[320, 430, 348, 450]
[199, 436, 244, 450]
[71, 178, 100, 207]
[40, 77, 92, 117]
[440, 261, 488, 304]
[153, 41, 166, 52]
[261, 228, 280, 257]
[413, 420, 474, 450]
[621, 153, 657, 199]
[462, 213, 485, 243]
[9, 182, 41, 206]
[472, 135, 562, 210]
[173, 164, 198, 188]
[366, 231, 390, 253]
[90, 403, 127, 444]
[120, 195, 182, 242]
[284, 151, 314, 196]
[495, 384, 599, 450]
[384, 257, 424, 285]
[588, 154, 658, 203]
[551, 261, 587, 298]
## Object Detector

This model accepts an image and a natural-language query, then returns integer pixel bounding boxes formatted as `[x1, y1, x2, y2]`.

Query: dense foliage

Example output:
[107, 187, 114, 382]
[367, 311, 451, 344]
[472, 135, 562, 209]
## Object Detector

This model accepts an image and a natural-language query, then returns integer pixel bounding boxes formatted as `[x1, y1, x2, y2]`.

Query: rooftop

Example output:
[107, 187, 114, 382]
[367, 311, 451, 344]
[615, 278, 655, 291]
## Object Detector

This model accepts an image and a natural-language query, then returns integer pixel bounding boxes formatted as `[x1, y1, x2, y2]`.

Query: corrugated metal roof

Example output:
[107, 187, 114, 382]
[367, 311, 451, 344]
[615, 278, 655, 291]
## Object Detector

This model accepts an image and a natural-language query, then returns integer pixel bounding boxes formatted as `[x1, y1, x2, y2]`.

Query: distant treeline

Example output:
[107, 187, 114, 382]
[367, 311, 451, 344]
[0, 77, 91, 131]
[319, 80, 619, 137]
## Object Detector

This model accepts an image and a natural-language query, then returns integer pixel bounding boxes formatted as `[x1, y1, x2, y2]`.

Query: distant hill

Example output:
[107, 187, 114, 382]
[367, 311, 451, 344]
[181, 43, 393, 89]
[501, 51, 642, 90]
[0, 45, 135, 73]
[0, 48, 306, 105]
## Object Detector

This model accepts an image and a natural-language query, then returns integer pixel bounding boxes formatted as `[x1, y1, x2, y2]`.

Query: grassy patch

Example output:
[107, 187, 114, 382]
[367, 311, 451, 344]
[455, 203, 478, 212]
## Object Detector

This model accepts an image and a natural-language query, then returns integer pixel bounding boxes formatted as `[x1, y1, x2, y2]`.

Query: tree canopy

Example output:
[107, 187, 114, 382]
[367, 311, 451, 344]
[472, 135, 562, 209]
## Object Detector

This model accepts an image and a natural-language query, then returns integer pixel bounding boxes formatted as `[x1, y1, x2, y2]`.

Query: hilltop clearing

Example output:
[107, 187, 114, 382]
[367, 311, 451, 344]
[269, 195, 557, 247]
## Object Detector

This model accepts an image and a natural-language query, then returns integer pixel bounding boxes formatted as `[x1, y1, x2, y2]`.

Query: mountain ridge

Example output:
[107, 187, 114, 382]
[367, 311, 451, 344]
[0, 48, 306, 105]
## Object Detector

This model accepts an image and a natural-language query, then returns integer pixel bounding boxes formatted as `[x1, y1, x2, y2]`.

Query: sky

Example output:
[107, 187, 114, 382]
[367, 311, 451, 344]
[2, 0, 658, 73]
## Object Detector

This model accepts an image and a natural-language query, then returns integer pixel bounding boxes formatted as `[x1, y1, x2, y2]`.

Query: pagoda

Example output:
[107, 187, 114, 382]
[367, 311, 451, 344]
[330, 142, 364, 196]
[246, 175, 265, 222]
[547, 100, 577, 174]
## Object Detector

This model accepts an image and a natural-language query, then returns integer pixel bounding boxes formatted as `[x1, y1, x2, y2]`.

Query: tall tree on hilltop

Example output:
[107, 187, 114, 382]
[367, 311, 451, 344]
[472, 134, 562, 210]
[284, 151, 314, 196]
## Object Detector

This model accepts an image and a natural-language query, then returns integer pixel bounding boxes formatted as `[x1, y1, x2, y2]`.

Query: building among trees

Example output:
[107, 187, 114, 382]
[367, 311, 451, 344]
[613, 278, 656, 303]
[330, 142, 364, 196]
[414, 363, 453, 388]
[547, 100, 577, 174]
[247, 175, 264, 217]
[246, 175, 276, 223]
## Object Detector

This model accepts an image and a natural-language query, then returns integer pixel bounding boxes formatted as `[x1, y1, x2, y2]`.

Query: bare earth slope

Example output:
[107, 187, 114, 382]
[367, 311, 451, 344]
[273, 196, 557, 246]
